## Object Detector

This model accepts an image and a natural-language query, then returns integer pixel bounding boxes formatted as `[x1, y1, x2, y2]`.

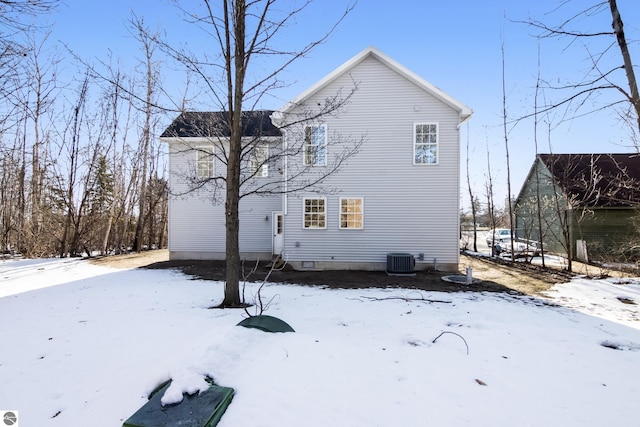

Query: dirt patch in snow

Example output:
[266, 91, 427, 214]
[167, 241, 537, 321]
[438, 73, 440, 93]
[89, 249, 586, 296]
[90, 249, 170, 269]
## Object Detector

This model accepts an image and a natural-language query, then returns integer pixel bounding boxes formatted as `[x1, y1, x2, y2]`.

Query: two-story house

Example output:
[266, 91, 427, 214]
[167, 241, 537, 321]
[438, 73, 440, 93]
[160, 46, 472, 272]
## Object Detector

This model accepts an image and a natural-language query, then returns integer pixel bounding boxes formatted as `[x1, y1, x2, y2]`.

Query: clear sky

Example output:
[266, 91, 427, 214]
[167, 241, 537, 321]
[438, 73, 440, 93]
[46, 0, 640, 209]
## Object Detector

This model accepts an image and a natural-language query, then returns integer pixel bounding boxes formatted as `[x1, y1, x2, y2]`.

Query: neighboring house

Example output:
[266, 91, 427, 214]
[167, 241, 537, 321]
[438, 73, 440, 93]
[160, 46, 472, 272]
[514, 153, 640, 261]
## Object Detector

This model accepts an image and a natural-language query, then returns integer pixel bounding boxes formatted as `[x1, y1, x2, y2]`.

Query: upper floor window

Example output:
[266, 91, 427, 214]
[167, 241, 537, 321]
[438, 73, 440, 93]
[304, 125, 327, 166]
[196, 145, 214, 178]
[303, 197, 326, 229]
[414, 123, 438, 165]
[250, 145, 269, 177]
[340, 198, 363, 229]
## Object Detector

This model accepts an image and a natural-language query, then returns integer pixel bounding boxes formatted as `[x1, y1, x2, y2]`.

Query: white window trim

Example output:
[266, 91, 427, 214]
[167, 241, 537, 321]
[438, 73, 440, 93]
[250, 144, 269, 177]
[339, 197, 364, 230]
[196, 144, 214, 178]
[303, 124, 327, 166]
[302, 196, 327, 229]
[413, 122, 439, 165]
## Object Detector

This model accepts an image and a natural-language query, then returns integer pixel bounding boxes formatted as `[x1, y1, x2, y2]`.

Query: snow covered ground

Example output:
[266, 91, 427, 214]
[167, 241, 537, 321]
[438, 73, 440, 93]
[1, 256, 639, 426]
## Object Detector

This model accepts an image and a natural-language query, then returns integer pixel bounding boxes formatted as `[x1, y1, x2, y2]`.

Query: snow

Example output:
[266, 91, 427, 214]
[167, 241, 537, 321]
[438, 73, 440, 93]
[1, 257, 639, 426]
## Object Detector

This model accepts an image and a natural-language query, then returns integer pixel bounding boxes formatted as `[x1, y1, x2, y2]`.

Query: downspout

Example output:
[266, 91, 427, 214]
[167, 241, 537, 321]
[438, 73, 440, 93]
[270, 111, 288, 215]
[283, 130, 288, 215]
[456, 110, 472, 266]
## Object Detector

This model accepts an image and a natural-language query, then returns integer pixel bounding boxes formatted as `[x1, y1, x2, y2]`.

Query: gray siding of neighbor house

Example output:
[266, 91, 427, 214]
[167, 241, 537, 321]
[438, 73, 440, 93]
[281, 55, 463, 271]
[166, 139, 281, 260]
[514, 159, 569, 254]
[515, 157, 640, 260]
[571, 208, 639, 258]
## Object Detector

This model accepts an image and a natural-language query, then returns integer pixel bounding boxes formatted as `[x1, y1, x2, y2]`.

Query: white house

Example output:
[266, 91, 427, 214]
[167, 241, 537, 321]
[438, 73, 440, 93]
[160, 46, 472, 272]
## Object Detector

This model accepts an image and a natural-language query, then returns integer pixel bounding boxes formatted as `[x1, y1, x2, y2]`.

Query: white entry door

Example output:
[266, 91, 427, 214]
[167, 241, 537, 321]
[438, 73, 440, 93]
[272, 211, 283, 255]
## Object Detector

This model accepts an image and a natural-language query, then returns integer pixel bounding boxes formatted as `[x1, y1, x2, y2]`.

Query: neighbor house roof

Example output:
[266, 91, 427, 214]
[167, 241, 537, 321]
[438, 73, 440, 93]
[160, 110, 281, 138]
[272, 46, 472, 125]
[539, 153, 640, 208]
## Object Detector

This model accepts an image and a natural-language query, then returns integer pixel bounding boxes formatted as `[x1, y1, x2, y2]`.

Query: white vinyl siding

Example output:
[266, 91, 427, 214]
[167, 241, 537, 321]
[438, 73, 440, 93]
[196, 145, 214, 178]
[303, 197, 326, 229]
[282, 54, 462, 268]
[339, 197, 363, 229]
[165, 140, 281, 260]
[304, 125, 327, 166]
[414, 123, 438, 165]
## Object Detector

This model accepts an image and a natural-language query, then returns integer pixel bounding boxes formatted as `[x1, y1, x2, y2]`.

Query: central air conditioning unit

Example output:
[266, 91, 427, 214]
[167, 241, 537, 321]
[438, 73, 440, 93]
[386, 253, 415, 275]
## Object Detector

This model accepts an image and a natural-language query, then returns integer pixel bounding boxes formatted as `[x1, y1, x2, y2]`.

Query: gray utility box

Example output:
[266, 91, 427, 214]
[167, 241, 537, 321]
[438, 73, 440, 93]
[386, 253, 415, 274]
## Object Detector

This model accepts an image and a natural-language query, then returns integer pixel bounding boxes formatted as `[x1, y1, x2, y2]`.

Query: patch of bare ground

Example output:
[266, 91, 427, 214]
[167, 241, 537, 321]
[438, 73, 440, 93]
[88, 249, 624, 296]
[460, 254, 569, 295]
[89, 249, 169, 269]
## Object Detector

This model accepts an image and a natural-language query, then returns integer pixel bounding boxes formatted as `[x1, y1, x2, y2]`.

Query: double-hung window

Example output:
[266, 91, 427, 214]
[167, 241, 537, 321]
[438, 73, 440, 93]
[414, 123, 438, 165]
[304, 125, 327, 166]
[196, 145, 214, 178]
[250, 145, 269, 177]
[339, 198, 363, 229]
[303, 197, 326, 229]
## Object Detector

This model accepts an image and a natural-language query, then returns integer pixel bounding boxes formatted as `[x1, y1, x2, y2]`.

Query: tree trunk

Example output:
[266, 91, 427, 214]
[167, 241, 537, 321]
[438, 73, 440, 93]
[132, 19, 157, 253]
[221, 0, 247, 307]
[501, 42, 516, 260]
[609, 0, 640, 134]
[564, 209, 573, 272]
[465, 127, 477, 252]
[223, 140, 242, 306]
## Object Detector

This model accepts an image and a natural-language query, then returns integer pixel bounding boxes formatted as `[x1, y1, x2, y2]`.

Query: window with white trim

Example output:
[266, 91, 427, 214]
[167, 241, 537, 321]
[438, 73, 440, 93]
[339, 198, 363, 229]
[303, 197, 326, 229]
[196, 145, 214, 178]
[414, 123, 438, 164]
[304, 125, 327, 166]
[250, 145, 269, 177]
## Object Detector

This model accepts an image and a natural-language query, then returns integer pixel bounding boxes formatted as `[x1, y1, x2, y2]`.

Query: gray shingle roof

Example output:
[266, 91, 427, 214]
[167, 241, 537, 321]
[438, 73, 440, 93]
[160, 110, 281, 138]
[539, 153, 640, 208]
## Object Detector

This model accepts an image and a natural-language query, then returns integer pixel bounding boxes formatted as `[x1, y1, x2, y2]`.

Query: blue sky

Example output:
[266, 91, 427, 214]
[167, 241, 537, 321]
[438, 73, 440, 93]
[48, 0, 640, 209]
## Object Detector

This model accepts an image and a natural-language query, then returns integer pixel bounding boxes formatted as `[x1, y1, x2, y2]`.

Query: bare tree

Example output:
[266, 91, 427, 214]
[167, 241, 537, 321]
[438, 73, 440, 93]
[57, 74, 90, 257]
[23, 30, 59, 249]
[532, 44, 546, 267]
[0, 0, 57, 30]
[0, 1, 60, 256]
[130, 15, 162, 253]
[160, 0, 356, 308]
[609, 0, 639, 133]
[98, 67, 124, 255]
[500, 40, 516, 259]
[0, 1, 59, 120]
[485, 141, 498, 255]
[464, 124, 477, 252]
[520, 1, 639, 138]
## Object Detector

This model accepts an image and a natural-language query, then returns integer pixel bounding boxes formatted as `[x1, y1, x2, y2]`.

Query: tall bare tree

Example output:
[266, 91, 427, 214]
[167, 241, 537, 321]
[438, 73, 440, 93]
[57, 74, 90, 257]
[465, 124, 477, 252]
[161, 0, 356, 307]
[532, 44, 546, 267]
[521, 1, 639, 138]
[130, 15, 162, 253]
[500, 40, 516, 259]
[485, 140, 498, 255]
[0, 0, 59, 119]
